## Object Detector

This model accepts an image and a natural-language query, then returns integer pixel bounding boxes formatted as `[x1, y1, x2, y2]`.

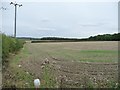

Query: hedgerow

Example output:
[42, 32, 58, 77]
[2, 34, 24, 62]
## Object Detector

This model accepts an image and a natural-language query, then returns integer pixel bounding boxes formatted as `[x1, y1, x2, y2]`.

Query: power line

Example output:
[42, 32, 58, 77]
[0, 7, 7, 10]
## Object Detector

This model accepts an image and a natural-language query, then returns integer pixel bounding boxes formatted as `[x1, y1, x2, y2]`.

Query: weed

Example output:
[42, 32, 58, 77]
[41, 64, 57, 88]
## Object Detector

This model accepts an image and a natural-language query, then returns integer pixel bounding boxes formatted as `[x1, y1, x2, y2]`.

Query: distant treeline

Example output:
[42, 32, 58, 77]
[40, 37, 84, 41]
[18, 37, 81, 40]
[88, 33, 120, 41]
[18, 33, 120, 41]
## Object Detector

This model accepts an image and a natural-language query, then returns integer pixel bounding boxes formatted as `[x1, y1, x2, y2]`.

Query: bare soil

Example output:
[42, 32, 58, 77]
[18, 41, 118, 88]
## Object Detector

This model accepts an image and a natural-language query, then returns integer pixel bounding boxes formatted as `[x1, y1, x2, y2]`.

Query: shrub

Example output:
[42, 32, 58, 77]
[2, 34, 24, 62]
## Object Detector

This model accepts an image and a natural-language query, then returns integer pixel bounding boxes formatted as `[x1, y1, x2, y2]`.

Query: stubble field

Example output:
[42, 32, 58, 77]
[3, 41, 119, 88]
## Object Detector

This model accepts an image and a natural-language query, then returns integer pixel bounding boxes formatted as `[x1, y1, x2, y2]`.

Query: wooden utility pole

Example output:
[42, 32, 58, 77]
[10, 2, 22, 38]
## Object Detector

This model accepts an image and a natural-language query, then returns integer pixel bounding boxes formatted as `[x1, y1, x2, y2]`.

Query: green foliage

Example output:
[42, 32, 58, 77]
[88, 33, 120, 41]
[2, 34, 24, 61]
[30, 33, 120, 42]
[41, 65, 57, 88]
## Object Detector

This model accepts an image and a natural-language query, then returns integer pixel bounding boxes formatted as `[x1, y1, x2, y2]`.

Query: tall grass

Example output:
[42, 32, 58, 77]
[41, 64, 57, 88]
[2, 34, 24, 63]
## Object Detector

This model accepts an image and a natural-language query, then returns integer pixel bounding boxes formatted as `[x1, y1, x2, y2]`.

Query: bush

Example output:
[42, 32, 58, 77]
[2, 34, 24, 61]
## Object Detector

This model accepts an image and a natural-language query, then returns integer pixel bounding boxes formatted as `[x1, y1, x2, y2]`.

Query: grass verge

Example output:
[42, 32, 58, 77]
[3, 44, 34, 88]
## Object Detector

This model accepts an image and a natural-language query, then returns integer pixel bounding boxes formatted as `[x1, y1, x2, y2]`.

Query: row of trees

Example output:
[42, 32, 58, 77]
[40, 37, 81, 41]
[18, 33, 120, 41]
[88, 33, 120, 41]
[39, 33, 120, 41]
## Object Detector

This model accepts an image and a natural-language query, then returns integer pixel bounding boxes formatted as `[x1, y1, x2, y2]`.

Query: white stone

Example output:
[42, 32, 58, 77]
[53, 61, 56, 64]
[26, 72, 29, 74]
[18, 65, 21, 68]
[41, 65, 45, 69]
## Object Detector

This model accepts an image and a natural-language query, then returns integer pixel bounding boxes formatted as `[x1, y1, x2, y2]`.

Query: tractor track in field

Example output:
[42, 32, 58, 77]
[20, 54, 118, 88]
[19, 41, 118, 88]
[3, 41, 119, 88]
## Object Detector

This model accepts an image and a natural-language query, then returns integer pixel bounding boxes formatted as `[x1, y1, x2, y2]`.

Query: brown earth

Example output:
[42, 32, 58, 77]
[18, 41, 118, 88]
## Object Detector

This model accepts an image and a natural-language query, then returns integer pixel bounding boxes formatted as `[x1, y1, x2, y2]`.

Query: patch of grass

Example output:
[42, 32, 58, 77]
[78, 59, 116, 63]
[3, 43, 35, 88]
[80, 50, 118, 53]
[40, 65, 57, 88]
[48, 49, 118, 63]
[11, 44, 29, 64]
[9, 65, 34, 88]
[106, 80, 118, 89]
[79, 50, 118, 63]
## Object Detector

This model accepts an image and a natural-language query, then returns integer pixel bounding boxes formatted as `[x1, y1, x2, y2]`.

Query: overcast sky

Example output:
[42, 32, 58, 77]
[1, 0, 119, 38]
